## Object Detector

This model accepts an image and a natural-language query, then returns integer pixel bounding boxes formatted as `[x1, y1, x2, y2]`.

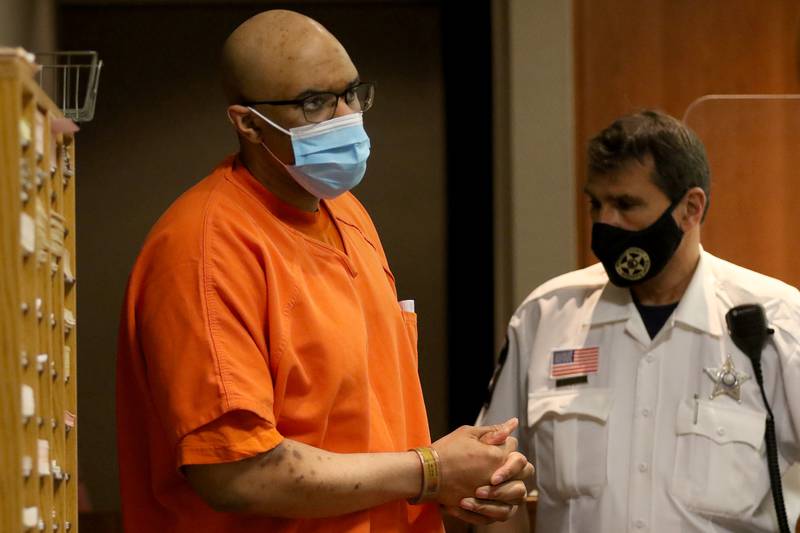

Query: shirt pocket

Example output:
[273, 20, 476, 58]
[528, 388, 613, 500]
[400, 309, 418, 357]
[671, 399, 770, 517]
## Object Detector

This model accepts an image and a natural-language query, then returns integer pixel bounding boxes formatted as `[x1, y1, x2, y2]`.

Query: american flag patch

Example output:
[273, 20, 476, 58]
[550, 347, 599, 379]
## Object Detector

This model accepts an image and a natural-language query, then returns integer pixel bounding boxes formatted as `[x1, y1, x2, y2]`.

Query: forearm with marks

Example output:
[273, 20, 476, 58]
[186, 439, 421, 518]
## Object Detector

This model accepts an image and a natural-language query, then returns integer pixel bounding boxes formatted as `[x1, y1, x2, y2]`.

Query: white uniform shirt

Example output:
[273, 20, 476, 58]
[479, 249, 800, 532]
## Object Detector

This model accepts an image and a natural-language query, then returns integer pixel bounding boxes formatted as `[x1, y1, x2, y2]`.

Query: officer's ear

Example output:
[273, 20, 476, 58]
[227, 105, 262, 144]
[680, 187, 706, 231]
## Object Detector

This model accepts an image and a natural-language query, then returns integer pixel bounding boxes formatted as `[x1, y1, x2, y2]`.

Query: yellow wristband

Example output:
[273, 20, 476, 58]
[408, 446, 440, 504]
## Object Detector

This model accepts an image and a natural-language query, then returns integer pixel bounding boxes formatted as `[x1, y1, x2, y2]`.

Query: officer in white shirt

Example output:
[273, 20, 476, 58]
[479, 110, 800, 532]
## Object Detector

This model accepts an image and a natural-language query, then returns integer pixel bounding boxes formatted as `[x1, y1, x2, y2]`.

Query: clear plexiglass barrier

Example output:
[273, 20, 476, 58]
[682, 95, 800, 289]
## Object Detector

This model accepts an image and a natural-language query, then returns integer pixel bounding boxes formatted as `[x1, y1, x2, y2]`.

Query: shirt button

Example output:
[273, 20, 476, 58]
[638, 463, 649, 473]
[717, 427, 726, 436]
[634, 519, 646, 529]
[641, 408, 651, 418]
[646, 355, 654, 363]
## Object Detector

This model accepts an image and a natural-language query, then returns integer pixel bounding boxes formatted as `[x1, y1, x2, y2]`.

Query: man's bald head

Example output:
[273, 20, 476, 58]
[221, 10, 357, 105]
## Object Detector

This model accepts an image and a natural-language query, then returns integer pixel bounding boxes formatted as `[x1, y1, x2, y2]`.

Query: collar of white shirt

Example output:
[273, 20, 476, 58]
[584, 246, 724, 339]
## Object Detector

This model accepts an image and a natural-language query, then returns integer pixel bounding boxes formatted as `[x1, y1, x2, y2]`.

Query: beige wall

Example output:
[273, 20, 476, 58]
[0, 0, 55, 52]
[493, 0, 577, 346]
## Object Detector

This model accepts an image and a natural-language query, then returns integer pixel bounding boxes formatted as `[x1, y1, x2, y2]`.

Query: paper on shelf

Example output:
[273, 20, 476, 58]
[21, 455, 33, 478]
[21, 384, 35, 418]
[51, 460, 63, 479]
[63, 345, 71, 382]
[19, 118, 32, 148]
[0, 46, 36, 64]
[37, 439, 50, 476]
[36, 353, 48, 372]
[63, 308, 76, 334]
[35, 197, 47, 263]
[35, 110, 45, 159]
[20, 212, 35, 255]
[63, 249, 75, 285]
[49, 212, 65, 257]
[22, 506, 39, 528]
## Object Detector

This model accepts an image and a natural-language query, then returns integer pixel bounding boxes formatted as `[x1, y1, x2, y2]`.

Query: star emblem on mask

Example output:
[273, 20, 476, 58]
[703, 355, 750, 402]
[615, 247, 651, 281]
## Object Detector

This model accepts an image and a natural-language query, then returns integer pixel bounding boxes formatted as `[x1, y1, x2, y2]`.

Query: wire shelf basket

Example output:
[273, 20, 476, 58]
[35, 51, 103, 122]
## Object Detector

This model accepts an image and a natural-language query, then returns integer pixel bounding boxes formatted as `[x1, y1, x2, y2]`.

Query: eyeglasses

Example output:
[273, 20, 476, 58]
[243, 82, 375, 124]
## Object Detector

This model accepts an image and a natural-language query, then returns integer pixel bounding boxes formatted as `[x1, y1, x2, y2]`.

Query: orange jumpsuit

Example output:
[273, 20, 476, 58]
[116, 155, 443, 532]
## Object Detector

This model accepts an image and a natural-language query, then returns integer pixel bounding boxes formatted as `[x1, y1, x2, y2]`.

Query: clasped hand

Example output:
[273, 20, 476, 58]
[432, 418, 534, 525]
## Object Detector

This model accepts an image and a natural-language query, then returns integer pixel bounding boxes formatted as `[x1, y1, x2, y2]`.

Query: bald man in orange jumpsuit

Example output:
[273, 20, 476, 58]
[116, 9, 532, 533]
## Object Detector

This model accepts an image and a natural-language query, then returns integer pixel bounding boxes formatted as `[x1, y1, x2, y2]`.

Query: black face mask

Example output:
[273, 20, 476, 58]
[591, 195, 685, 287]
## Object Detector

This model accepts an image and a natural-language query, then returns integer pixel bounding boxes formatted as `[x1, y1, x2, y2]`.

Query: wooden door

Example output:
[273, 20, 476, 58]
[684, 96, 800, 287]
[574, 0, 800, 283]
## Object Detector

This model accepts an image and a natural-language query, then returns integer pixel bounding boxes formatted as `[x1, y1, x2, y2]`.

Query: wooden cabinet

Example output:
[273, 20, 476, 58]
[1, 50, 78, 533]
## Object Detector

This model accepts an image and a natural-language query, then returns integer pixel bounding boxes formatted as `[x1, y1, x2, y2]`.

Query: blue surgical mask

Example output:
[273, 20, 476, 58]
[249, 108, 370, 199]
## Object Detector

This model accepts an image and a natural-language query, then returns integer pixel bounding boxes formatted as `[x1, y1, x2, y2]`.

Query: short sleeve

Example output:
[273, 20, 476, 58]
[178, 410, 282, 467]
[477, 301, 538, 459]
[770, 293, 800, 463]
[136, 198, 279, 454]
